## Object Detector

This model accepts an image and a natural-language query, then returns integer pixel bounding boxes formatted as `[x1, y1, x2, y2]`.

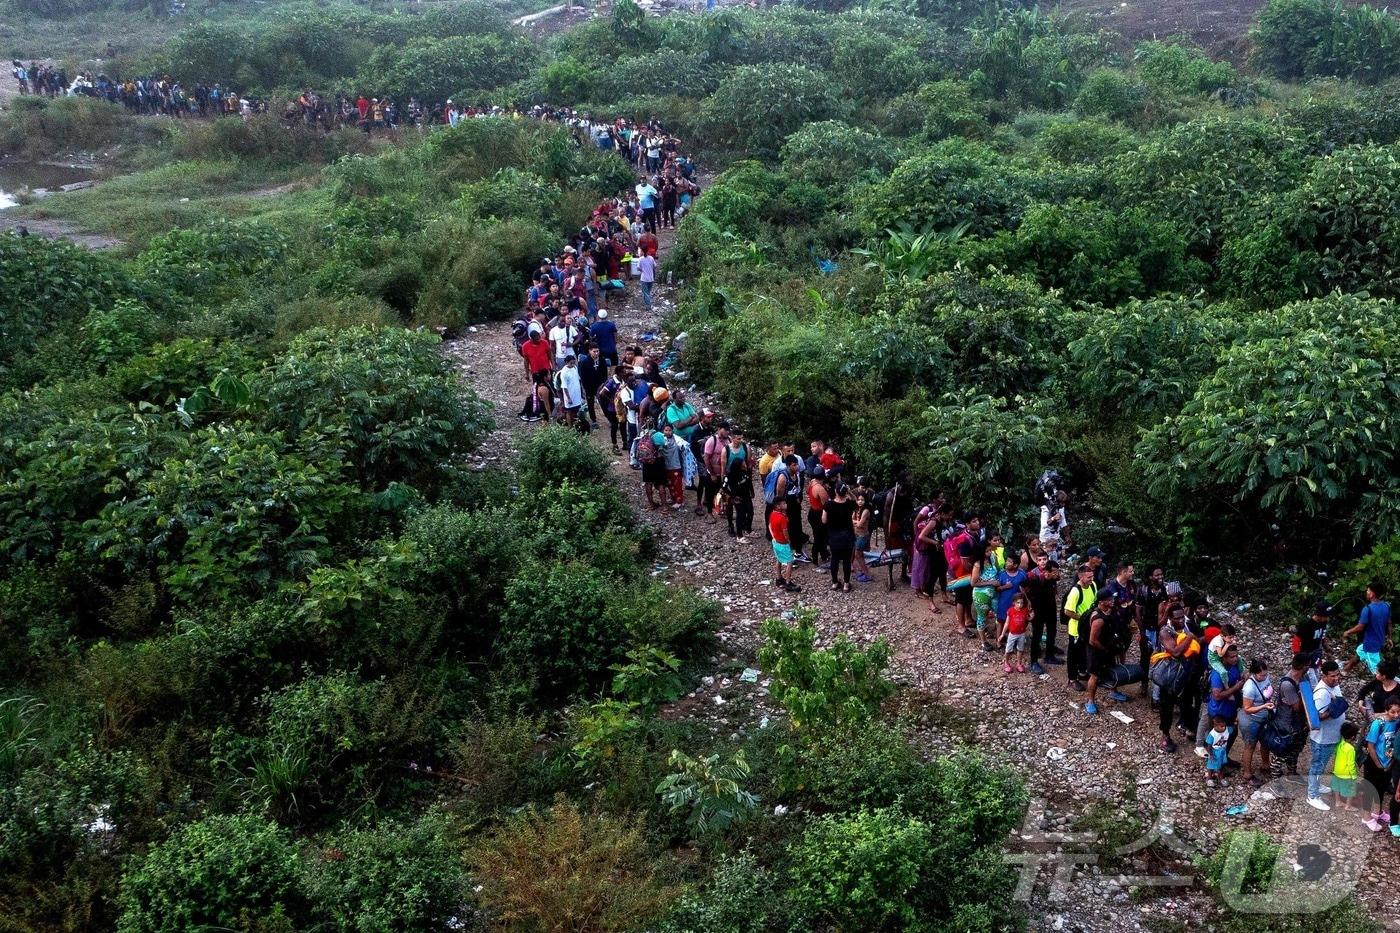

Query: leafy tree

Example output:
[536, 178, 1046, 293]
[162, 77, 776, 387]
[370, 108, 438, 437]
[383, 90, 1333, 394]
[785, 808, 930, 930]
[779, 121, 900, 190]
[860, 139, 1031, 237]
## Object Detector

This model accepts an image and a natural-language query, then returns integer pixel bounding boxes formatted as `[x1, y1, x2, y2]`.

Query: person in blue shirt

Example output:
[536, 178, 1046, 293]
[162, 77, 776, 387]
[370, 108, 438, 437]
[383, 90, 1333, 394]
[1362, 699, 1399, 831]
[994, 553, 1027, 632]
[1345, 582, 1392, 677]
[590, 309, 618, 366]
[1208, 644, 1245, 738]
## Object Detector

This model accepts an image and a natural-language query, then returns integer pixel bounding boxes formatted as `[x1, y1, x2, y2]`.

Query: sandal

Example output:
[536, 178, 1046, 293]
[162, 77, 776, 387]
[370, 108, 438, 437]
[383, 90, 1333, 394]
[843, 583, 852, 593]
[831, 583, 842, 591]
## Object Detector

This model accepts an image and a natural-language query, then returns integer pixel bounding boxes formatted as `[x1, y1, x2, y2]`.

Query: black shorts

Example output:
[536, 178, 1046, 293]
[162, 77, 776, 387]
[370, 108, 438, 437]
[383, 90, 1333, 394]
[953, 586, 973, 608]
[1088, 648, 1114, 678]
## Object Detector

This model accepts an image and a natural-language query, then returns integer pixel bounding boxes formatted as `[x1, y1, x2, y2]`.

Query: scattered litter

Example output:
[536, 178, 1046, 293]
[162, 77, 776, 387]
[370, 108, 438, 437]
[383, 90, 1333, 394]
[1046, 747, 1067, 761]
[1038, 673, 1050, 681]
[759, 716, 769, 729]
[1106, 742, 1117, 750]
[712, 694, 725, 706]
[740, 668, 760, 683]
[780, 610, 796, 620]
[1137, 778, 1154, 786]
[468, 326, 478, 333]
[1235, 603, 1252, 612]
[1109, 710, 1135, 725]
[773, 804, 789, 816]
[638, 332, 658, 342]
[1249, 790, 1277, 802]
[1224, 804, 1250, 817]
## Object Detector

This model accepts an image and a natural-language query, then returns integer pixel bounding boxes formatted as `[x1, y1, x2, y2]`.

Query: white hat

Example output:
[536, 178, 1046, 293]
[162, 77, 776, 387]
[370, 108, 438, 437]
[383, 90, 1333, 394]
[597, 310, 608, 319]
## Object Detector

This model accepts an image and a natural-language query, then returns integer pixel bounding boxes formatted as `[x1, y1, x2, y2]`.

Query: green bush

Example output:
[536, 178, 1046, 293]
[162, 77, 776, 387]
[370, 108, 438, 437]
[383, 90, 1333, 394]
[1074, 69, 1150, 124]
[659, 849, 782, 933]
[1135, 40, 1241, 96]
[1252, 0, 1400, 83]
[0, 235, 144, 392]
[758, 609, 893, 731]
[260, 326, 489, 493]
[1141, 295, 1400, 544]
[861, 139, 1032, 237]
[785, 808, 930, 929]
[698, 63, 846, 159]
[116, 813, 303, 933]
[303, 811, 469, 932]
[517, 425, 614, 489]
[779, 121, 900, 191]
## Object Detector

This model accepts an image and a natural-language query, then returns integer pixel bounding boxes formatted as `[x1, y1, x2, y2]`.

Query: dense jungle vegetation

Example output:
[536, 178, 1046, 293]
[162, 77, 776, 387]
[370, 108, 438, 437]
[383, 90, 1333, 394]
[4, 0, 1400, 929]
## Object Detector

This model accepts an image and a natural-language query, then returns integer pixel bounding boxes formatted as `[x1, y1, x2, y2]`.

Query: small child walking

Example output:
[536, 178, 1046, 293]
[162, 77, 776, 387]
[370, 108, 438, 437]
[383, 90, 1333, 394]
[1332, 722, 1361, 811]
[1001, 592, 1032, 674]
[1205, 714, 1232, 789]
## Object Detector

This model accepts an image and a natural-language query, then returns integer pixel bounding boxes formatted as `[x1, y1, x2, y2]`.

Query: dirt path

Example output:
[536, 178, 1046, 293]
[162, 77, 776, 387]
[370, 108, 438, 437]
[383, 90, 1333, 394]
[445, 217, 1397, 933]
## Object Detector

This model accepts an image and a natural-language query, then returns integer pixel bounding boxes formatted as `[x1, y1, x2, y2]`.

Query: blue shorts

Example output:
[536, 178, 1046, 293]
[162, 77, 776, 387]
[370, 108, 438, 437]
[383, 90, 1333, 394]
[772, 542, 793, 565]
[1238, 716, 1266, 746]
[1357, 645, 1382, 675]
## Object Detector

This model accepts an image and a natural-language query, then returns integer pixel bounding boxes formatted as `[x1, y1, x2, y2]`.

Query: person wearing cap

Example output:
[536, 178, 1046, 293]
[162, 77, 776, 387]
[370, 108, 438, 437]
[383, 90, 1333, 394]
[555, 353, 583, 427]
[1343, 582, 1392, 677]
[1085, 546, 1108, 589]
[623, 367, 648, 449]
[589, 309, 618, 367]
[774, 455, 810, 563]
[1294, 602, 1332, 671]
[1063, 564, 1097, 692]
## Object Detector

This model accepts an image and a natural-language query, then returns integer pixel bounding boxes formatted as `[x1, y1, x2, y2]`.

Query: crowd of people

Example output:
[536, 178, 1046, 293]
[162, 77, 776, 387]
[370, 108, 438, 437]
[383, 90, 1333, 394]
[514, 103, 1399, 843]
[10, 57, 692, 155]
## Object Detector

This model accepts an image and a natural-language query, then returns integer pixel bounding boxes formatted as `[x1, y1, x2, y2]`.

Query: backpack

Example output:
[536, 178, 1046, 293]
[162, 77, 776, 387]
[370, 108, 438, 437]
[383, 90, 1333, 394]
[636, 434, 658, 465]
[762, 467, 783, 505]
[1149, 656, 1188, 695]
[1261, 719, 1295, 756]
[1034, 469, 1063, 506]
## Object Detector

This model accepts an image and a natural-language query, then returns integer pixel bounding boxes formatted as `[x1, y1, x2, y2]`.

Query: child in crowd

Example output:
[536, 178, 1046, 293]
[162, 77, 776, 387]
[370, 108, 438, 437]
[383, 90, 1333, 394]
[1333, 722, 1361, 811]
[1207, 623, 1237, 677]
[1362, 700, 1400, 832]
[1001, 592, 1032, 675]
[1205, 713, 1232, 789]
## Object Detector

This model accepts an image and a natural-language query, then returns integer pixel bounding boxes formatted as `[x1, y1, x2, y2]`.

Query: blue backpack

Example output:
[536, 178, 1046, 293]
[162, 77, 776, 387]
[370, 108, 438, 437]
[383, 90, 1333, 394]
[762, 467, 783, 505]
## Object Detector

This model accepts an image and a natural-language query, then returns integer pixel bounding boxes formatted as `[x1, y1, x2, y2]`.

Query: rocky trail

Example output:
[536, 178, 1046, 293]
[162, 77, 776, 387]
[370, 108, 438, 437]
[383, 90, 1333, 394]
[445, 223, 1398, 932]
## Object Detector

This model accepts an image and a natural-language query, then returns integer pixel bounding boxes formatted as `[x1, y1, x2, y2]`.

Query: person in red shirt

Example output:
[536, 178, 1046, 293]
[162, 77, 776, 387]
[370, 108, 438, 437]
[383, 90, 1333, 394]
[519, 328, 552, 381]
[638, 229, 659, 258]
[355, 95, 369, 121]
[1001, 592, 1032, 674]
[769, 508, 800, 593]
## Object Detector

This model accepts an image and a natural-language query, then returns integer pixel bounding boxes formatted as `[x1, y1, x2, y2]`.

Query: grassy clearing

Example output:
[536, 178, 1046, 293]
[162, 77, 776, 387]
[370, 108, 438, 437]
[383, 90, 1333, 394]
[9, 157, 323, 249]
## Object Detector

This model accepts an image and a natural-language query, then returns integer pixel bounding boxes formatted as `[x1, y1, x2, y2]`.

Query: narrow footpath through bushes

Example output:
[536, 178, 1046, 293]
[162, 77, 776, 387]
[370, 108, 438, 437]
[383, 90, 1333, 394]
[445, 206, 1397, 933]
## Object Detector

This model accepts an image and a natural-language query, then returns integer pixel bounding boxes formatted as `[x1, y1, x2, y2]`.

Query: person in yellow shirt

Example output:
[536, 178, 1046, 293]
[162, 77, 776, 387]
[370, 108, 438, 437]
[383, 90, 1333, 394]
[1063, 564, 1097, 693]
[758, 442, 781, 542]
[1332, 722, 1361, 810]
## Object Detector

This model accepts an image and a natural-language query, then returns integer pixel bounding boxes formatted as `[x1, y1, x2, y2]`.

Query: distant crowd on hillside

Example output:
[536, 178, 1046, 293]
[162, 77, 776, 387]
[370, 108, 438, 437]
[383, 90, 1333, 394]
[10, 58, 682, 155]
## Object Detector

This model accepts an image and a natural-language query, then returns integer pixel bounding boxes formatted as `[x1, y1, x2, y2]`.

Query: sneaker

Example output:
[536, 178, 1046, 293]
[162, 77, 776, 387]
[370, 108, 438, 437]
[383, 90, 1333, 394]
[1364, 818, 1384, 832]
[1307, 797, 1331, 812]
[1194, 746, 1208, 759]
[1109, 691, 1129, 702]
[1390, 824, 1400, 838]
[982, 641, 996, 652]
[1159, 738, 1177, 754]
[1030, 662, 1045, 675]
[1381, 812, 1393, 824]
[1069, 681, 1086, 693]
[816, 563, 830, 572]
[1206, 778, 1218, 789]
[736, 537, 748, 544]
[1219, 779, 1230, 788]
[793, 553, 812, 564]
[1085, 702, 1099, 715]
[856, 573, 872, 583]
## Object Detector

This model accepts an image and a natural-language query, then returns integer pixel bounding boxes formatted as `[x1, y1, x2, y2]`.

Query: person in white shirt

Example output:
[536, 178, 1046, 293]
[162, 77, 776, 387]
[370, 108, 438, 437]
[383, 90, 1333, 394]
[555, 354, 583, 427]
[548, 319, 577, 369]
[638, 254, 657, 312]
[1307, 660, 1347, 809]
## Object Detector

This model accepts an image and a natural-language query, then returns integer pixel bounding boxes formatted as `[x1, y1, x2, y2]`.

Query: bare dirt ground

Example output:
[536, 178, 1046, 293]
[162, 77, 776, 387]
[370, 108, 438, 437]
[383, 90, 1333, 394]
[1054, 0, 1266, 59]
[445, 215, 1400, 931]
